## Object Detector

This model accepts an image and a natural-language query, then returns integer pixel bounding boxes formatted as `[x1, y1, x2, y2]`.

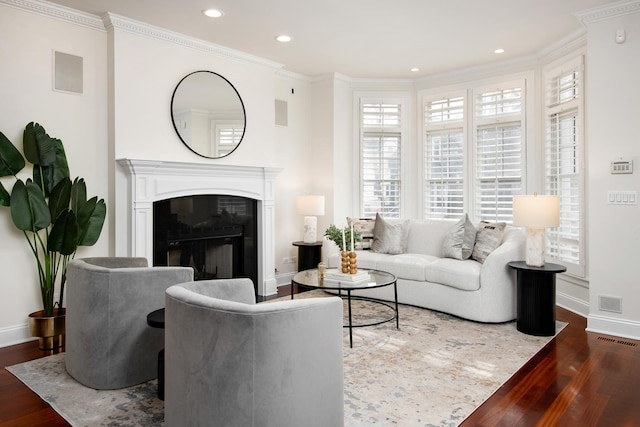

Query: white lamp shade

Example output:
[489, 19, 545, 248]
[295, 195, 325, 216]
[513, 195, 560, 228]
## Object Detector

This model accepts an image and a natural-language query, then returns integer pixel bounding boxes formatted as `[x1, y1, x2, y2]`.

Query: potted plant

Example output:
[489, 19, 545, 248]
[0, 122, 106, 349]
[324, 224, 361, 252]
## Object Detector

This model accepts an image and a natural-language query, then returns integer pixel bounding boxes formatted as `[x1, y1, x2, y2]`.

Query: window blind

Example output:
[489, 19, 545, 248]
[424, 95, 465, 219]
[215, 124, 244, 156]
[474, 85, 524, 222]
[475, 123, 523, 222]
[544, 57, 584, 274]
[361, 102, 402, 218]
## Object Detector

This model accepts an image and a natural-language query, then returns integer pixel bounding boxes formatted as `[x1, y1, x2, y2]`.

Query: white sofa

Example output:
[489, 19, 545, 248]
[327, 219, 525, 323]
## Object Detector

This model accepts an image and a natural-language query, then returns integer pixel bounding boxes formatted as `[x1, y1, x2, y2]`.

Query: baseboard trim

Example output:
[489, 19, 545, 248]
[557, 291, 590, 318]
[276, 271, 295, 286]
[587, 314, 640, 341]
[0, 323, 37, 349]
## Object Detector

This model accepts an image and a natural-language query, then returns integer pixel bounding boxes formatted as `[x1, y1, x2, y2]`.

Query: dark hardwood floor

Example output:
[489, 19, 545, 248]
[2, 287, 639, 426]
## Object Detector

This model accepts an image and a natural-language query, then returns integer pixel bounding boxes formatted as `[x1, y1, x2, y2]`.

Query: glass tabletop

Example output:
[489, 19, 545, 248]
[292, 268, 396, 291]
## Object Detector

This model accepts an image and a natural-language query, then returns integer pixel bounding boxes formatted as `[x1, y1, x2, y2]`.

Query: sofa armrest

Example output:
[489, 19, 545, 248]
[479, 227, 525, 291]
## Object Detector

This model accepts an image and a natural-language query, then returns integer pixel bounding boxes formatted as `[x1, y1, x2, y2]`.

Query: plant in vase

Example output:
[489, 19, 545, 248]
[0, 122, 106, 349]
[324, 224, 361, 252]
[324, 224, 361, 273]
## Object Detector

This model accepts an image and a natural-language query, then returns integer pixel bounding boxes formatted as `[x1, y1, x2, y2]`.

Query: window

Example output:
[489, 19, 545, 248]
[473, 85, 524, 222]
[544, 57, 585, 276]
[422, 79, 526, 223]
[360, 102, 402, 218]
[424, 95, 465, 219]
[213, 123, 244, 157]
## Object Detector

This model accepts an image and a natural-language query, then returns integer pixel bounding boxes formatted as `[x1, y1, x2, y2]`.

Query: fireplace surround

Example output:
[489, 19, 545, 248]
[117, 159, 280, 296]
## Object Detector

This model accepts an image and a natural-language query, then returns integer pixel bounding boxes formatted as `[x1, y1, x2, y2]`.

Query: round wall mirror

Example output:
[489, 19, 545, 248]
[171, 71, 246, 159]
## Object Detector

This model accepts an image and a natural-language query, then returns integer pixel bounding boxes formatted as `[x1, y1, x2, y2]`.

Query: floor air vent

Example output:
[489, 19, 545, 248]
[597, 336, 637, 347]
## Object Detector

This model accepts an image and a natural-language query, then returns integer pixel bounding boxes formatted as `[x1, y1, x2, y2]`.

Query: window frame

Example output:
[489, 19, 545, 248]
[543, 56, 586, 278]
[419, 75, 531, 224]
[355, 93, 411, 218]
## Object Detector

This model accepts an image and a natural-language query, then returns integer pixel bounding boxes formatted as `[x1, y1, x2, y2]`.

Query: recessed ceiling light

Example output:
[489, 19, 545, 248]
[202, 9, 224, 18]
[275, 35, 292, 43]
[410, 67, 420, 72]
[494, 48, 505, 54]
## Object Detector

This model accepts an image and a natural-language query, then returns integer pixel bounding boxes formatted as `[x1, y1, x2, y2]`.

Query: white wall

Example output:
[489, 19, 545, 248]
[3, 0, 639, 347]
[0, 2, 109, 345]
[0, 2, 316, 346]
[584, 6, 640, 339]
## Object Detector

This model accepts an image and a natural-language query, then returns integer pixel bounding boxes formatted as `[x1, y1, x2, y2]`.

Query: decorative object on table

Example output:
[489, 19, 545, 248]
[324, 224, 361, 252]
[295, 195, 325, 243]
[0, 123, 107, 349]
[317, 261, 327, 279]
[326, 223, 361, 274]
[512, 193, 560, 267]
[323, 268, 369, 283]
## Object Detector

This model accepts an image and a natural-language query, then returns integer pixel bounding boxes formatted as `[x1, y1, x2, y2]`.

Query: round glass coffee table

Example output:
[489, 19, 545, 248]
[291, 268, 398, 347]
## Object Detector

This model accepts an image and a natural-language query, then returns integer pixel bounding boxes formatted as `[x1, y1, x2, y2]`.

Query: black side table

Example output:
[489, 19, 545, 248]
[508, 261, 567, 336]
[292, 241, 323, 271]
[147, 308, 165, 400]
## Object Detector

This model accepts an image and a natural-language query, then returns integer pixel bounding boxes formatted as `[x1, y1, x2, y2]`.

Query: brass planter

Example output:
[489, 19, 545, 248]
[28, 308, 66, 350]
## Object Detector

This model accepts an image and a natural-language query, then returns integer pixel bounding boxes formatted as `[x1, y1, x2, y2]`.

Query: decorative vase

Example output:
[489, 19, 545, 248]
[349, 251, 358, 274]
[341, 251, 358, 274]
[28, 308, 65, 350]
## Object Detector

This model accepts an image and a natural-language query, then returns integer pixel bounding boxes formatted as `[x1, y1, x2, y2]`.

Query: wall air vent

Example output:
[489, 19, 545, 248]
[598, 295, 622, 313]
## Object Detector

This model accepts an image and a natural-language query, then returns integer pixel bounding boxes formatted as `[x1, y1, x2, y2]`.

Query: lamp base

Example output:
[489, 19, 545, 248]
[302, 216, 317, 243]
[525, 227, 546, 267]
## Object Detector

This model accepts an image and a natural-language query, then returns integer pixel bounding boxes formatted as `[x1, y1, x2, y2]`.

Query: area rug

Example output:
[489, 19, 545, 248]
[6, 290, 564, 426]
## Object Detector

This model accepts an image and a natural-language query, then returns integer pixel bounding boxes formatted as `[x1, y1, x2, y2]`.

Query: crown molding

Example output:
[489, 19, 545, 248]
[103, 13, 283, 72]
[0, 0, 104, 31]
[575, 0, 640, 24]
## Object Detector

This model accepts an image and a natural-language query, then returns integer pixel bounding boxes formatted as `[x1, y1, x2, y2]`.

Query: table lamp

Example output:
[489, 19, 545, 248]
[295, 195, 325, 243]
[513, 194, 560, 267]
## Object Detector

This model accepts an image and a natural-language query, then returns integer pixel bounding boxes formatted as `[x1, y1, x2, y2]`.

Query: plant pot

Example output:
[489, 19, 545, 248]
[28, 308, 66, 350]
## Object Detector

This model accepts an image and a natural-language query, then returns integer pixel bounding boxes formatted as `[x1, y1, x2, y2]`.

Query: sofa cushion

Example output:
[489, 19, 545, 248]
[347, 217, 376, 250]
[472, 221, 506, 263]
[424, 258, 481, 291]
[371, 213, 410, 255]
[376, 254, 440, 282]
[442, 214, 477, 260]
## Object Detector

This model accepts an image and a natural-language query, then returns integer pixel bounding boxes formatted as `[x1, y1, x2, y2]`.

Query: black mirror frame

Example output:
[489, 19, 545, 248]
[170, 70, 246, 159]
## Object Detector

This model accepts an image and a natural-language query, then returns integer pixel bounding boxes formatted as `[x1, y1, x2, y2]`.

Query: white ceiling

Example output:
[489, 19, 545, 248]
[47, 0, 614, 79]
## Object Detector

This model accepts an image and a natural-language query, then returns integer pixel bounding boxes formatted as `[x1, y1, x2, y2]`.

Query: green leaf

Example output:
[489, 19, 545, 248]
[23, 122, 57, 166]
[9, 179, 51, 232]
[0, 130, 26, 177]
[76, 197, 106, 246]
[48, 177, 72, 221]
[70, 177, 87, 212]
[48, 209, 78, 255]
[0, 182, 10, 207]
[33, 138, 69, 196]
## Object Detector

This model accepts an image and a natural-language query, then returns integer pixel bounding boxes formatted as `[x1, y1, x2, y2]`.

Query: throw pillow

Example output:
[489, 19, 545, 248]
[347, 217, 376, 250]
[371, 213, 410, 255]
[472, 221, 507, 263]
[442, 214, 477, 260]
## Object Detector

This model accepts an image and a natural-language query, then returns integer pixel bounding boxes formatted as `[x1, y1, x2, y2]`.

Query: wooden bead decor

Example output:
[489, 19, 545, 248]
[341, 251, 358, 274]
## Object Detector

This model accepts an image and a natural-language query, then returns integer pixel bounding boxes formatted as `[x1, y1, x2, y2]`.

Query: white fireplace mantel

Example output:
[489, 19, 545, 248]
[117, 159, 281, 296]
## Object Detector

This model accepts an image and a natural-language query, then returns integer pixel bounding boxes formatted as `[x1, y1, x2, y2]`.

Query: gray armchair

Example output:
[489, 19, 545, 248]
[164, 279, 344, 427]
[65, 257, 193, 390]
